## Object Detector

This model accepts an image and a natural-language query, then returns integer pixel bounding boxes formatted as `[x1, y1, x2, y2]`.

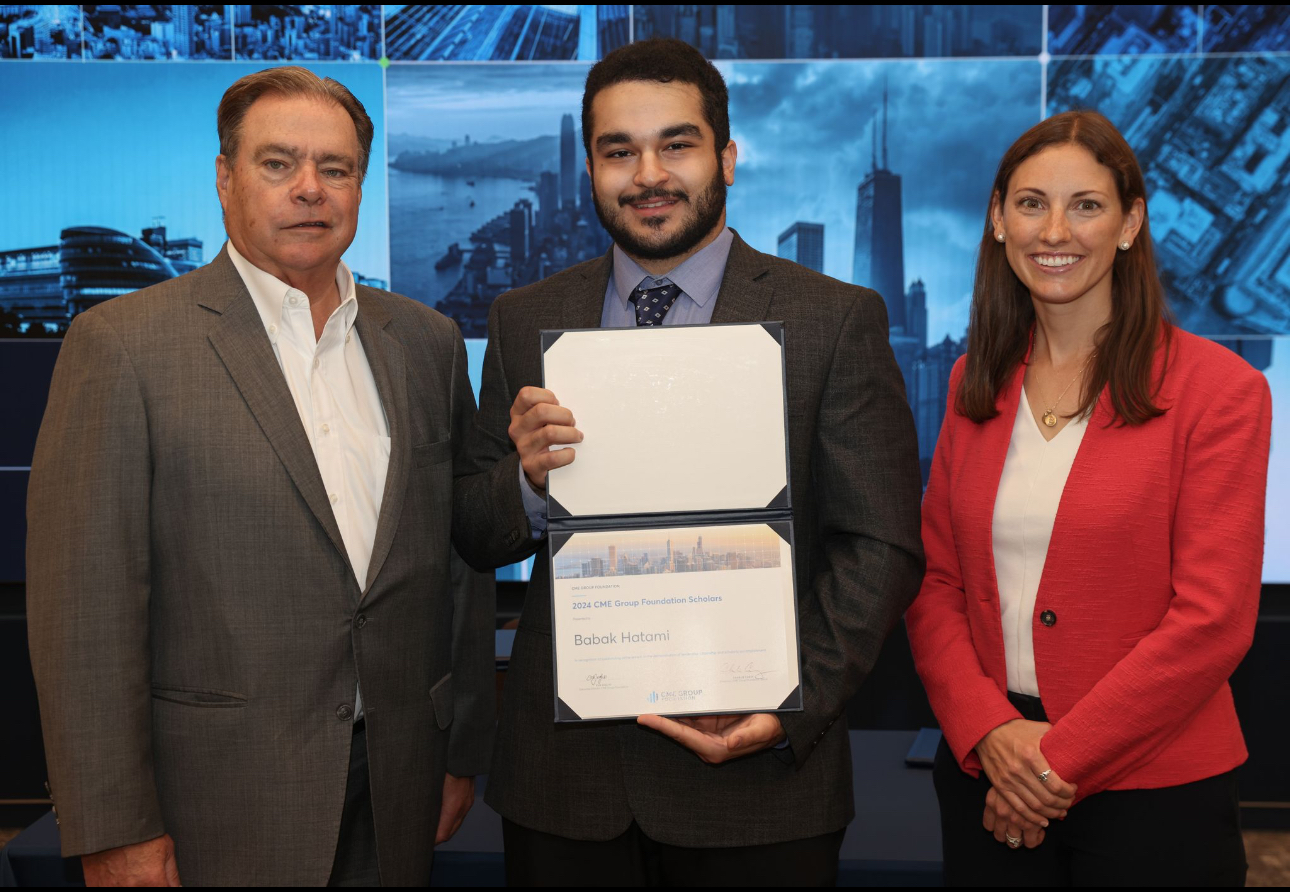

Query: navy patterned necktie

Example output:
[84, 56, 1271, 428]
[628, 280, 680, 327]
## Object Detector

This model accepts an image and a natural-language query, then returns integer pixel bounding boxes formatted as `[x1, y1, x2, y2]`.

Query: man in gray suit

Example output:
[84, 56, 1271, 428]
[451, 39, 925, 885]
[27, 67, 493, 886]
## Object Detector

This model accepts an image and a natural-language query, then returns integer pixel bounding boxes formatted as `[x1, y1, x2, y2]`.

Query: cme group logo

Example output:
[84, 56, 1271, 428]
[648, 689, 702, 703]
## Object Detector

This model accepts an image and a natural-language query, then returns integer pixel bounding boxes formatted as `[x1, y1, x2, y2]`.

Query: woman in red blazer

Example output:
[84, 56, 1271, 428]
[906, 110, 1271, 886]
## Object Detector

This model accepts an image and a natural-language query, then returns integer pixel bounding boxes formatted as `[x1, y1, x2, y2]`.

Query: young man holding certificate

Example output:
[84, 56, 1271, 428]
[452, 38, 925, 885]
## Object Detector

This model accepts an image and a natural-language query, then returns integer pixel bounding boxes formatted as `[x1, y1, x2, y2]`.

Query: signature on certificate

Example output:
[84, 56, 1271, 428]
[721, 661, 768, 681]
[586, 673, 610, 687]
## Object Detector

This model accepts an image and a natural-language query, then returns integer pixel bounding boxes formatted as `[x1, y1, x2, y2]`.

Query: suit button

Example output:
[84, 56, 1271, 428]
[506, 530, 520, 545]
[356, 614, 368, 629]
[1040, 610, 1057, 627]
[336, 704, 354, 721]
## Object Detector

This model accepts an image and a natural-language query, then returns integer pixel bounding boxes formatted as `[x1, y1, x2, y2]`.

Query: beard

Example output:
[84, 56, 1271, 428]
[592, 165, 727, 262]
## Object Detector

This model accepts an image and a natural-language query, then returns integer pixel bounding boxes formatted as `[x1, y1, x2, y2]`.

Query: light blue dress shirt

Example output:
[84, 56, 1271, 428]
[519, 227, 735, 534]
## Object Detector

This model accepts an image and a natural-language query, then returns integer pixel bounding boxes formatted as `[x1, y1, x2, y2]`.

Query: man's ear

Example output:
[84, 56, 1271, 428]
[215, 154, 231, 211]
[721, 140, 737, 187]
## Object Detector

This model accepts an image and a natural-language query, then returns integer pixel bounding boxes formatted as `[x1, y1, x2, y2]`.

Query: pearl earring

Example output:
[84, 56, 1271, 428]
[1120, 241, 1131, 250]
[995, 232, 1005, 242]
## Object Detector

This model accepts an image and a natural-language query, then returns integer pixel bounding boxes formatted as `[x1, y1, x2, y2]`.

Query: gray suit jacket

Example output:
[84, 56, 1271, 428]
[452, 233, 925, 846]
[26, 248, 495, 886]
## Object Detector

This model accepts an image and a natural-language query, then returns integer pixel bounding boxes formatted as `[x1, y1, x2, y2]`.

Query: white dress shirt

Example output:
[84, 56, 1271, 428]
[227, 241, 389, 718]
[992, 385, 1088, 697]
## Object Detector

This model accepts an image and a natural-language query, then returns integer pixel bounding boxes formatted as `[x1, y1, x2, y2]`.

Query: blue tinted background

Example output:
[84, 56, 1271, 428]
[1, 5, 1287, 584]
[0, 60, 389, 282]
[721, 59, 1042, 344]
[384, 5, 629, 61]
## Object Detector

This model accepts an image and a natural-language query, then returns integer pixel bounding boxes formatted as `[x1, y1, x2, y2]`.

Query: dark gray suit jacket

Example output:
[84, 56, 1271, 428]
[452, 233, 925, 846]
[27, 248, 495, 886]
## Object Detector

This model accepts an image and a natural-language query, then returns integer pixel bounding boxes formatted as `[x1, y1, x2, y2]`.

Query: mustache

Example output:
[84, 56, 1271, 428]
[618, 188, 689, 207]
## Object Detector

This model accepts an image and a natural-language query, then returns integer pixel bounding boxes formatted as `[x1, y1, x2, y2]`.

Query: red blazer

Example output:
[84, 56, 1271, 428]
[906, 327, 1271, 800]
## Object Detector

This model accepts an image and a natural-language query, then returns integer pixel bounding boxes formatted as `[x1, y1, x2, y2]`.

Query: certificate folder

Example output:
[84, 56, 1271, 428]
[541, 323, 803, 722]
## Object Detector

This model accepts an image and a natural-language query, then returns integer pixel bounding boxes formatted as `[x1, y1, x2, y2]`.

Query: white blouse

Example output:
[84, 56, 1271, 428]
[992, 385, 1088, 697]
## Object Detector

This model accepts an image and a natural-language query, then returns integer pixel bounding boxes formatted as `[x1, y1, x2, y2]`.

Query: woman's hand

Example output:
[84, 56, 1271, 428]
[975, 719, 1076, 827]
[983, 787, 1045, 849]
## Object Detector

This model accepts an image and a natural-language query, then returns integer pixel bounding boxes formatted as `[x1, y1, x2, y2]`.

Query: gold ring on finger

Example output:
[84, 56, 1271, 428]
[1006, 833, 1022, 849]
[1037, 769, 1051, 783]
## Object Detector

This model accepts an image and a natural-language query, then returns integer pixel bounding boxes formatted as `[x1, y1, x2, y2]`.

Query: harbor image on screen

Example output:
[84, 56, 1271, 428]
[387, 63, 611, 339]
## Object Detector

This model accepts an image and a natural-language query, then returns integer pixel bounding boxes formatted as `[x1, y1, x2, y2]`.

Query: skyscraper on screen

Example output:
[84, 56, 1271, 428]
[777, 222, 824, 273]
[852, 85, 905, 331]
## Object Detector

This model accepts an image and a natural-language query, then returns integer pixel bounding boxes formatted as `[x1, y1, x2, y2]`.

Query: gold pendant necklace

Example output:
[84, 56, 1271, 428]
[1041, 353, 1095, 427]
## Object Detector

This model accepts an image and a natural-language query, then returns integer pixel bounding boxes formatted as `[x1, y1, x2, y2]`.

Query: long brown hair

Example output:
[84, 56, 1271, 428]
[956, 110, 1172, 424]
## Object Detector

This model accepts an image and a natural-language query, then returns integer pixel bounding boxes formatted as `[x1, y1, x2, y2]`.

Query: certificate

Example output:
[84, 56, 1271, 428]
[540, 323, 801, 721]
[542, 323, 789, 519]
[551, 522, 801, 721]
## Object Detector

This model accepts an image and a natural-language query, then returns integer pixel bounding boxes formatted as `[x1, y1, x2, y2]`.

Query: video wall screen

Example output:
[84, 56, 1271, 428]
[2, 5, 1287, 584]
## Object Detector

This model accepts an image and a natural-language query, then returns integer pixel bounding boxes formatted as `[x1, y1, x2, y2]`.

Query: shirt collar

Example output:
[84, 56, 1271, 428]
[225, 239, 357, 340]
[611, 226, 734, 311]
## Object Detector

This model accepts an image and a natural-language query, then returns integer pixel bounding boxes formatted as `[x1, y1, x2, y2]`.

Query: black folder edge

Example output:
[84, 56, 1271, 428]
[548, 494, 571, 520]
[768, 519, 792, 544]
[539, 324, 801, 724]
[541, 330, 565, 352]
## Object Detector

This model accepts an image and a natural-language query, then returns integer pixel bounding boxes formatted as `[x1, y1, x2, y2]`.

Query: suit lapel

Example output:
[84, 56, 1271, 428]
[972, 365, 1025, 610]
[710, 232, 775, 324]
[563, 249, 615, 330]
[354, 293, 410, 598]
[202, 250, 355, 580]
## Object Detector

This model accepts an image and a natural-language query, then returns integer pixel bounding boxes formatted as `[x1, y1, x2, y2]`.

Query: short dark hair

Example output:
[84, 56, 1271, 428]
[218, 66, 374, 181]
[581, 38, 730, 160]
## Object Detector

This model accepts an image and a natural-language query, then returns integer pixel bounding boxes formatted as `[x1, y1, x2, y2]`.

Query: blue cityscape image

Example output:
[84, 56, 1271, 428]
[1, 5, 81, 58]
[633, 5, 1041, 58]
[384, 5, 629, 61]
[234, 4, 381, 61]
[1048, 5, 1200, 56]
[82, 4, 233, 60]
[723, 60, 1042, 480]
[387, 63, 611, 339]
[1049, 5, 1290, 56]
[1203, 5, 1290, 52]
[554, 528, 782, 580]
[0, 61, 389, 336]
[1047, 53, 1290, 353]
